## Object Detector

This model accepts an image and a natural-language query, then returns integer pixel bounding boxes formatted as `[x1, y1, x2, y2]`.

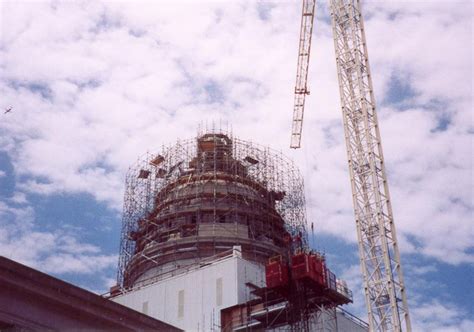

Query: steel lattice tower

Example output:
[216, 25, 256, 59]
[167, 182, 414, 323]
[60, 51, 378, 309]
[329, 0, 411, 330]
[291, 0, 316, 149]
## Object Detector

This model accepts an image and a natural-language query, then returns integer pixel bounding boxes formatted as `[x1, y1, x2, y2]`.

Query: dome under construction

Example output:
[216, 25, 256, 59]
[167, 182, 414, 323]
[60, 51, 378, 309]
[117, 132, 307, 289]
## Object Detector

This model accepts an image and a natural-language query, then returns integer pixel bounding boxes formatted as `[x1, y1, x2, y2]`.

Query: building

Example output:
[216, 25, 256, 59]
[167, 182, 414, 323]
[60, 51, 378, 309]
[0, 132, 368, 331]
[110, 132, 368, 331]
[0, 256, 181, 331]
[118, 133, 297, 289]
[113, 247, 262, 331]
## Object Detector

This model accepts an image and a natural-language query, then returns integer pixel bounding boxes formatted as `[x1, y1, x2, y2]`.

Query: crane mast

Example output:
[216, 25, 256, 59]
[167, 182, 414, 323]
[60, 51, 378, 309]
[290, 0, 316, 149]
[291, 0, 412, 330]
[330, 0, 411, 330]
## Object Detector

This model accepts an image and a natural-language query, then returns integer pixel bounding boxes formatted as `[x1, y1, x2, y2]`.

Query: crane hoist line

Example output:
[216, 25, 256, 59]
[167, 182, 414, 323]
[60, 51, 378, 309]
[290, 1, 412, 331]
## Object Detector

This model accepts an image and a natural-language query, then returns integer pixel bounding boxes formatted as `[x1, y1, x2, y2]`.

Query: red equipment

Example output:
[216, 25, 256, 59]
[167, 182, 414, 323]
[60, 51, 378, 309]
[265, 256, 289, 289]
[291, 253, 326, 288]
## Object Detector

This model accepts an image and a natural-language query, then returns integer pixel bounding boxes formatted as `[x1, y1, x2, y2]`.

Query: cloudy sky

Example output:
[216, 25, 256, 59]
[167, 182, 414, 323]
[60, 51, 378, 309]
[0, 0, 472, 330]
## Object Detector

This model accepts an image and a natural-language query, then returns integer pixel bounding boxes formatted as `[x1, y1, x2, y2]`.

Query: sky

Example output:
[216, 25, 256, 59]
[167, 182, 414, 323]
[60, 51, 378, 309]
[0, 0, 472, 330]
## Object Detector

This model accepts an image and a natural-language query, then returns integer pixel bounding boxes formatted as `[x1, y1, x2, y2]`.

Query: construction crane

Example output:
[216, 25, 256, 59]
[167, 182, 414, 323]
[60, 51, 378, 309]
[290, 1, 412, 331]
[290, 0, 316, 149]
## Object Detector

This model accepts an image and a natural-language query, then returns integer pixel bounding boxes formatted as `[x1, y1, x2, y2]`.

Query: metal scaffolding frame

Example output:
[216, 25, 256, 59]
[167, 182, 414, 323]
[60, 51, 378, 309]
[220, 277, 352, 332]
[117, 130, 308, 288]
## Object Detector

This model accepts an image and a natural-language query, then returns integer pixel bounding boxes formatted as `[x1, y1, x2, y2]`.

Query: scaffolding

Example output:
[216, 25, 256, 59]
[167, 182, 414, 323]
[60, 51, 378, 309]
[220, 264, 353, 332]
[117, 131, 308, 288]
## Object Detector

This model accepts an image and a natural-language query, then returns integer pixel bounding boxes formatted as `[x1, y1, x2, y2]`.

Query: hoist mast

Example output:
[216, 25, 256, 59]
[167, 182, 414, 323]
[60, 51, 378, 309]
[290, 0, 412, 330]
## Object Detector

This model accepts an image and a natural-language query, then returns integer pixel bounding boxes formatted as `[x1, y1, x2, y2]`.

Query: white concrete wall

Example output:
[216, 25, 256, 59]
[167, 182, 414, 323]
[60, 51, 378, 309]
[112, 254, 265, 331]
[336, 310, 368, 332]
[270, 310, 368, 332]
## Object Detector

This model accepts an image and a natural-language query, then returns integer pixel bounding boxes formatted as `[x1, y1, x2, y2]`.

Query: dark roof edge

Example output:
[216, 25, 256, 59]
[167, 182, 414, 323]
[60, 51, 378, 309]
[0, 256, 182, 331]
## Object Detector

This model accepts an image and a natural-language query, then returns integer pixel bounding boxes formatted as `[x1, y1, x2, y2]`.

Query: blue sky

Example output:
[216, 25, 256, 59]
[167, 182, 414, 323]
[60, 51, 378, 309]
[0, 1, 472, 331]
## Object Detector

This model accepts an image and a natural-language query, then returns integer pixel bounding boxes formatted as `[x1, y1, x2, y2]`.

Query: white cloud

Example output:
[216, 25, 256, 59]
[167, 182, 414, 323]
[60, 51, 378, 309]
[300, 1, 473, 266]
[411, 300, 474, 332]
[0, 200, 116, 275]
[340, 264, 367, 321]
[41, 253, 116, 275]
[0, 170, 5, 177]
[340, 263, 474, 332]
[9, 191, 27, 204]
[0, 0, 471, 291]
[410, 264, 438, 276]
[0, 0, 472, 328]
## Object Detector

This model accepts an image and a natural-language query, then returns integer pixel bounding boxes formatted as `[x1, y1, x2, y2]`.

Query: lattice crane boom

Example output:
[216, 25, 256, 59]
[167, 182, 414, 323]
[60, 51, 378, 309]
[290, 0, 316, 149]
[290, 0, 412, 330]
[329, 1, 411, 330]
